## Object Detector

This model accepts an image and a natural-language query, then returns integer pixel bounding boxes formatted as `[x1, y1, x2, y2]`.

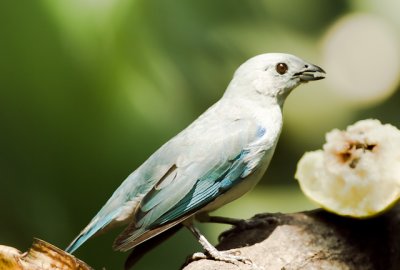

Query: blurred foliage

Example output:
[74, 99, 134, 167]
[0, 0, 399, 269]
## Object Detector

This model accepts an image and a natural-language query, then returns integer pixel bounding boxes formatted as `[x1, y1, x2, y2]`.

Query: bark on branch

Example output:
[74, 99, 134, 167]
[183, 205, 400, 270]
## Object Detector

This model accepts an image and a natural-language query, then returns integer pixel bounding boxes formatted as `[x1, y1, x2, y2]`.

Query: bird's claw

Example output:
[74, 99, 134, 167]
[191, 249, 252, 266]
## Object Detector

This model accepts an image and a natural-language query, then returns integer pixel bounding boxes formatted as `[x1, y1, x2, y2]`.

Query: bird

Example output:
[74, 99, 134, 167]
[65, 53, 325, 266]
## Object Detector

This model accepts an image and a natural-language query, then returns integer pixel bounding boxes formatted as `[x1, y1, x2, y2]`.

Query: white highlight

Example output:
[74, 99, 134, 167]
[322, 13, 400, 105]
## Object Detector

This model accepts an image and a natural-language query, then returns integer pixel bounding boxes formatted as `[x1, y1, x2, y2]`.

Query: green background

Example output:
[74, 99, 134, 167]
[1, 1, 399, 269]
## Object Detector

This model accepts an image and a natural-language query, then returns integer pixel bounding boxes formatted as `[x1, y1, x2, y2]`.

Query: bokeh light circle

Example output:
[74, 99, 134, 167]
[321, 13, 400, 105]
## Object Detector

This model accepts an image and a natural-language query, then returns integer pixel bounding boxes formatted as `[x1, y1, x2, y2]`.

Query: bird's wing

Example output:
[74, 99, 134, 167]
[113, 114, 268, 251]
[65, 148, 179, 253]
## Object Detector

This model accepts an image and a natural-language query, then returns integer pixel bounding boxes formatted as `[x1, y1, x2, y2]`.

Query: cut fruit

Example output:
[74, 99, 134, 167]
[295, 119, 400, 218]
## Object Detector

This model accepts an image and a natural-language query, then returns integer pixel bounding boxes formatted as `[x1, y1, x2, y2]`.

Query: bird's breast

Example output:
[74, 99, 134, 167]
[198, 101, 284, 213]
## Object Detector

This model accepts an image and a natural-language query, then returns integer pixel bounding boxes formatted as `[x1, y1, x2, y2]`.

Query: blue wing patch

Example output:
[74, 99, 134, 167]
[149, 150, 250, 228]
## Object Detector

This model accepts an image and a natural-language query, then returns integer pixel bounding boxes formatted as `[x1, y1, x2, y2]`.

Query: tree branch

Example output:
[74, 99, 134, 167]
[183, 205, 400, 270]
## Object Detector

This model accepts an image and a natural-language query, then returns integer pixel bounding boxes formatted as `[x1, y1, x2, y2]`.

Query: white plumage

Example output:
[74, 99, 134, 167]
[66, 53, 325, 266]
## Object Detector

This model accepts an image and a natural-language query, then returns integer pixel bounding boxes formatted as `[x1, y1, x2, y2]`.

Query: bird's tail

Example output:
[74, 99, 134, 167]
[65, 212, 116, 254]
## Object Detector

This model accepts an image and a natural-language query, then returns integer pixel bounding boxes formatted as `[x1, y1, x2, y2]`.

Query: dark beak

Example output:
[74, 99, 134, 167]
[294, 64, 326, 82]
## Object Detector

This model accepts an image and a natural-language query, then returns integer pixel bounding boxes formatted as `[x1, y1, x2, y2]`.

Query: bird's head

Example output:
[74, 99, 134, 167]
[225, 53, 325, 105]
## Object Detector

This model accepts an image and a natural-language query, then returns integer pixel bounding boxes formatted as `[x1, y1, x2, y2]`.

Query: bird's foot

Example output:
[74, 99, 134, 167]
[219, 215, 278, 242]
[191, 249, 262, 269]
[184, 221, 263, 269]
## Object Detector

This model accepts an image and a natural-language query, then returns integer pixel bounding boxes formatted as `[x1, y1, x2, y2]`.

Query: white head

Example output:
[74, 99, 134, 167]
[224, 53, 325, 105]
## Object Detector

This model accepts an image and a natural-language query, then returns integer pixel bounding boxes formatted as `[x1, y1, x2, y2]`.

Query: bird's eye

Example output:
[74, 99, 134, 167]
[276, 63, 288, 75]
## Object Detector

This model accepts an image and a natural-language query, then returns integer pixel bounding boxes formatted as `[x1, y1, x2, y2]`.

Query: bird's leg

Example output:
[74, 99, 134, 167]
[196, 213, 278, 241]
[184, 221, 252, 266]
